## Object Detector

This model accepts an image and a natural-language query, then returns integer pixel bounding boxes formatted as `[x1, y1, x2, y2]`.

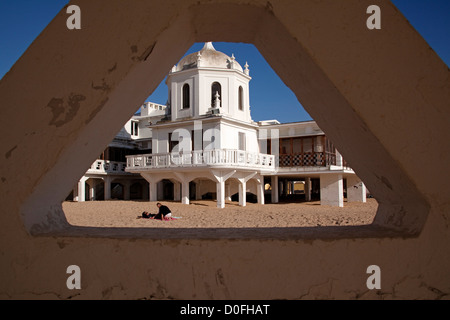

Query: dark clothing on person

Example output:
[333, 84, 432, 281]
[154, 205, 171, 220]
[158, 205, 171, 215]
[141, 212, 153, 219]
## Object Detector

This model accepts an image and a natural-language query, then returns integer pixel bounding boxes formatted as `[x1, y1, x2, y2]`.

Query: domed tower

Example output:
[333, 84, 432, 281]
[166, 42, 252, 122]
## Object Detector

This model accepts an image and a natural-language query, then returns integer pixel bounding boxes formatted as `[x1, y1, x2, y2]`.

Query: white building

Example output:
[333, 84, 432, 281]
[73, 42, 366, 208]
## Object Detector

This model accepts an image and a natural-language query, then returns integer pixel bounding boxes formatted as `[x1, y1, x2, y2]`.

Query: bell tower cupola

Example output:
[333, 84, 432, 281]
[166, 42, 252, 122]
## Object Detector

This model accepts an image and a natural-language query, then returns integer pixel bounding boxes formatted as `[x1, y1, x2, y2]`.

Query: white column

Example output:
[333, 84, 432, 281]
[181, 181, 189, 205]
[211, 170, 236, 209]
[149, 181, 157, 202]
[173, 172, 192, 205]
[77, 176, 88, 202]
[239, 180, 247, 207]
[236, 172, 256, 207]
[271, 176, 279, 203]
[347, 175, 367, 203]
[225, 183, 231, 201]
[173, 181, 181, 201]
[104, 176, 112, 200]
[216, 181, 225, 209]
[320, 174, 344, 207]
[305, 177, 311, 202]
[256, 178, 265, 205]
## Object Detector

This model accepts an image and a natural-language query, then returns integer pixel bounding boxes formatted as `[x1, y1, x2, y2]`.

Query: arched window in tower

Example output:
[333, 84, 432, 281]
[211, 82, 222, 108]
[182, 83, 190, 109]
[238, 86, 244, 111]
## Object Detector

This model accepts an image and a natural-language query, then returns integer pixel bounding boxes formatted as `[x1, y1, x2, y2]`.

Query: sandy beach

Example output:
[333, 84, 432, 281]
[63, 198, 378, 229]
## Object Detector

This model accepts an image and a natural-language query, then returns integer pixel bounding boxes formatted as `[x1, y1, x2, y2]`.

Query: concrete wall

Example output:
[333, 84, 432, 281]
[0, 0, 449, 299]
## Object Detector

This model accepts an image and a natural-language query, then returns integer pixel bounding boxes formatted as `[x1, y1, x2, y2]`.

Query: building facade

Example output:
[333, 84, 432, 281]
[73, 42, 366, 207]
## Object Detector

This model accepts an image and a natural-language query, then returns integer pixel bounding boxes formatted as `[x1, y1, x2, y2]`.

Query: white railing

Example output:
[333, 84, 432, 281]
[87, 159, 129, 174]
[126, 149, 275, 171]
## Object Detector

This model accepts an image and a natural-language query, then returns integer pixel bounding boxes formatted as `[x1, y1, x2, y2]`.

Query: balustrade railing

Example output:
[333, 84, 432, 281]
[126, 149, 275, 170]
[87, 159, 128, 174]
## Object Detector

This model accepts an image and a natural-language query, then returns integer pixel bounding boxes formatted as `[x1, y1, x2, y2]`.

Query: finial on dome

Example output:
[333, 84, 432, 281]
[228, 53, 236, 69]
[244, 62, 250, 75]
[202, 42, 216, 51]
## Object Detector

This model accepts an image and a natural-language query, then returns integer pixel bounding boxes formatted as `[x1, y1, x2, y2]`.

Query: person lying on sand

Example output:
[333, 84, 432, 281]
[137, 202, 172, 220]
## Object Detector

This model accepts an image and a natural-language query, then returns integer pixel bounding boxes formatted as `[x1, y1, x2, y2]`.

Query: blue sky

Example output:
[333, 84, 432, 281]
[1, 1, 449, 123]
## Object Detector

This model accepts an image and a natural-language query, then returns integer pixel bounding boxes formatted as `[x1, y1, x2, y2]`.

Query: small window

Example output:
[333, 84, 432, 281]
[182, 84, 190, 109]
[238, 86, 244, 111]
[238, 132, 246, 151]
[169, 132, 179, 152]
[131, 121, 139, 136]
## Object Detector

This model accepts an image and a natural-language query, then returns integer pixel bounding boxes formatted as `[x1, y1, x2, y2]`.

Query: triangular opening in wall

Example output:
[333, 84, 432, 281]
[62, 41, 377, 231]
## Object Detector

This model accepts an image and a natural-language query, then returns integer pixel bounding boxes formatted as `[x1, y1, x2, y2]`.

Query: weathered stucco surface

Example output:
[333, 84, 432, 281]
[0, 0, 449, 299]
